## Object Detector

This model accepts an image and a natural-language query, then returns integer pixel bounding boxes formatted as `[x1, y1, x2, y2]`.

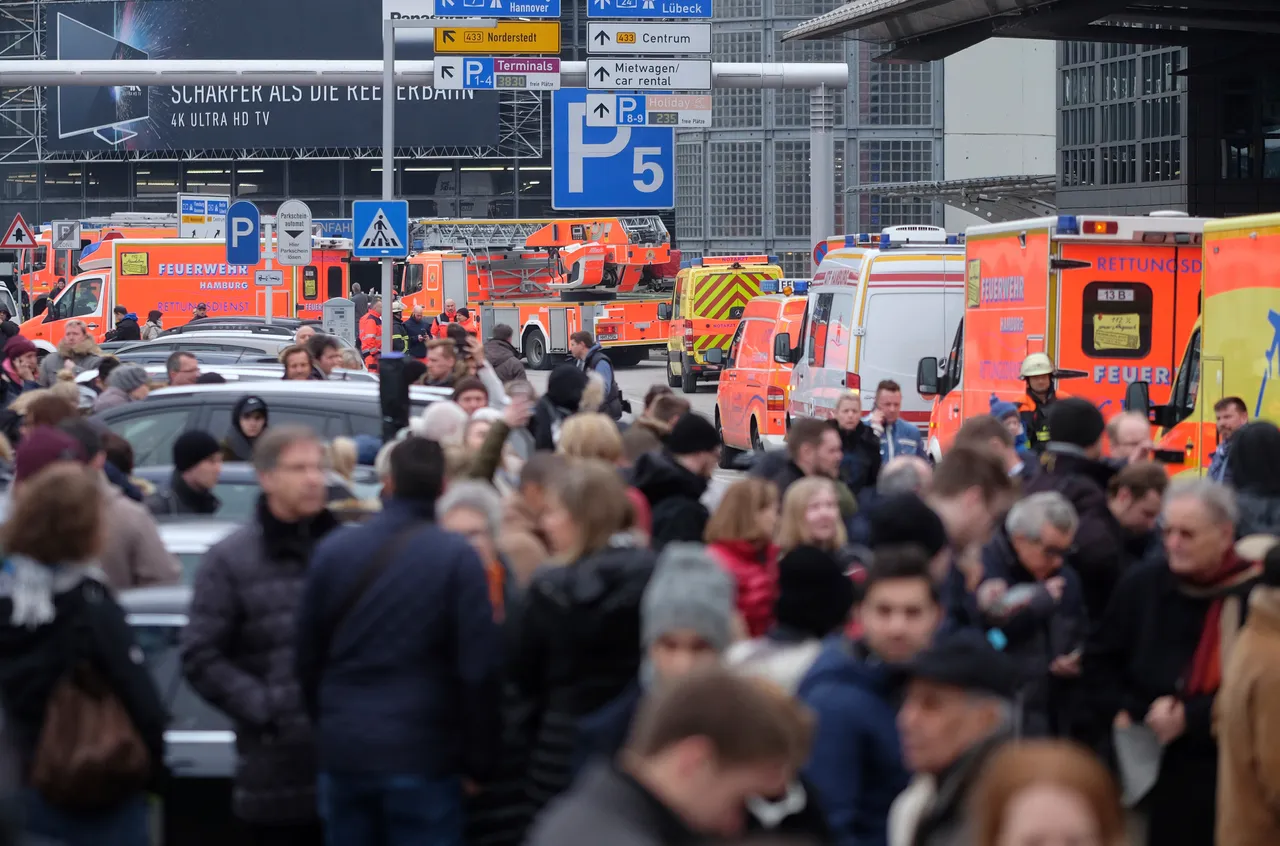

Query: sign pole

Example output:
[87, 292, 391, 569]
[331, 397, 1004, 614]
[17, 248, 24, 322]
[382, 16, 395, 357]
[263, 220, 274, 326]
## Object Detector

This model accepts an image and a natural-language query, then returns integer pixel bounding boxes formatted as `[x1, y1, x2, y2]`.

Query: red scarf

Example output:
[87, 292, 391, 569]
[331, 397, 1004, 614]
[1181, 550, 1259, 696]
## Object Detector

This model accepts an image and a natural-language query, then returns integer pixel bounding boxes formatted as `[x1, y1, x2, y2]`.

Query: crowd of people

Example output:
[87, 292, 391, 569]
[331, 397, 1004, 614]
[0, 309, 1278, 846]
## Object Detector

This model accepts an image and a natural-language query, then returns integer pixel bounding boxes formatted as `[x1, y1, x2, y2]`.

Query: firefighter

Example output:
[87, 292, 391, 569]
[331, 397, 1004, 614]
[432, 298, 459, 339]
[390, 300, 410, 355]
[455, 307, 481, 338]
[1016, 352, 1069, 453]
[359, 297, 383, 370]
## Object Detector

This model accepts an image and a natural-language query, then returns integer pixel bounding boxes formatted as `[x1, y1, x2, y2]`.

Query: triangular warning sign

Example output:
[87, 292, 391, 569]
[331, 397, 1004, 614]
[1, 214, 35, 249]
[358, 208, 404, 252]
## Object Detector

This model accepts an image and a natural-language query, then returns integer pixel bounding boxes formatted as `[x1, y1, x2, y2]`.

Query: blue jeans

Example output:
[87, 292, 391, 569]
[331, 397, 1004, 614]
[22, 790, 150, 846]
[318, 772, 462, 846]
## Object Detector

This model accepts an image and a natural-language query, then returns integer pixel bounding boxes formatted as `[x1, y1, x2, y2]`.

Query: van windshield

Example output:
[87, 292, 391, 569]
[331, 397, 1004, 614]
[1166, 327, 1200, 429]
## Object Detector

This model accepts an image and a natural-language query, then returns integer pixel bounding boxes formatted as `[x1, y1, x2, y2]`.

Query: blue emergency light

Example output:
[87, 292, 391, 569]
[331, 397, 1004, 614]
[1057, 215, 1080, 235]
[760, 279, 778, 294]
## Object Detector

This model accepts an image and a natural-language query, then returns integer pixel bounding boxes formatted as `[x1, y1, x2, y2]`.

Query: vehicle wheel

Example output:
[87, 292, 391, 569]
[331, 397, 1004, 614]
[717, 409, 742, 469]
[612, 346, 645, 368]
[680, 355, 697, 394]
[750, 419, 764, 453]
[523, 328, 551, 371]
[666, 355, 680, 388]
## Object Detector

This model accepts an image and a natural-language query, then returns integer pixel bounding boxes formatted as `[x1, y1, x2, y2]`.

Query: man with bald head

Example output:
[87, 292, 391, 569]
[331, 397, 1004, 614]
[1106, 411, 1152, 464]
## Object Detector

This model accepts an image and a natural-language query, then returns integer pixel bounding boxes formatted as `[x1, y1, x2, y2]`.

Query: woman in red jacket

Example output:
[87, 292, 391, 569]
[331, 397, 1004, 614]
[705, 477, 780, 638]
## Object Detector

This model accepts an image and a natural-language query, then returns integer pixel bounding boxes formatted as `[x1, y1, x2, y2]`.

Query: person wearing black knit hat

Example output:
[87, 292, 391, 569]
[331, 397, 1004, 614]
[727, 545, 855, 694]
[630, 411, 721, 550]
[146, 430, 223, 516]
[1023, 396, 1124, 622]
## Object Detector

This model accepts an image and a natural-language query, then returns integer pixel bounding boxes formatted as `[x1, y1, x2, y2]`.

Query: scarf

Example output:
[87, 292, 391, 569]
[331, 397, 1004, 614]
[1178, 550, 1260, 696]
[0, 554, 101, 627]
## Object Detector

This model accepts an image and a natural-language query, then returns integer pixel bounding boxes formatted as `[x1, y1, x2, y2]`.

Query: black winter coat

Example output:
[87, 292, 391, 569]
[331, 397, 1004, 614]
[145, 471, 220, 517]
[1081, 560, 1259, 846]
[180, 497, 339, 825]
[108, 317, 141, 342]
[510, 539, 655, 815]
[630, 450, 709, 551]
[836, 422, 881, 497]
[1023, 444, 1124, 622]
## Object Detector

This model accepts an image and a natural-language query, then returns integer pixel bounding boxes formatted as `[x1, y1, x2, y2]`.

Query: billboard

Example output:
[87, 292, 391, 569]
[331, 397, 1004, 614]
[44, 0, 500, 152]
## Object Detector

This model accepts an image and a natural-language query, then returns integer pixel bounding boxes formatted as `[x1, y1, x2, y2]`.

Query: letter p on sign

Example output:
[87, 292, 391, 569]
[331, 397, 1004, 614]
[225, 200, 261, 265]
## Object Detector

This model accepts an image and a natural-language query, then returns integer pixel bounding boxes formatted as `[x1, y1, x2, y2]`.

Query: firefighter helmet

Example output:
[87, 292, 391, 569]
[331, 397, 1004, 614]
[1020, 352, 1055, 379]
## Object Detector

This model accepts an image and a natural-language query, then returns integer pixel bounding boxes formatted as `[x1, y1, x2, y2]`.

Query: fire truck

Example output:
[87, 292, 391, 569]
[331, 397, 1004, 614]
[398, 216, 679, 368]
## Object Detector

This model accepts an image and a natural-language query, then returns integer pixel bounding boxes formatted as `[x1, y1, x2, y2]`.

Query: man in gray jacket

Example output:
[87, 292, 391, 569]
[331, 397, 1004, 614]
[182, 426, 339, 846]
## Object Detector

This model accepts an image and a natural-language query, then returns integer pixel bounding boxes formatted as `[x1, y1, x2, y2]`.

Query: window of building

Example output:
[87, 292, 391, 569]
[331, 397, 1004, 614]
[778, 252, 809, 277]
[1100, 145, 1136, 185]
[1266, 137, 1280, 180]
[235, 161, 284, 197]
[42, 164, 83, 199]
[41, 202, 83, 223]
[86, 201, 130, 217]
[135, 163, 180, 197]
[834, 140, 846, 233]
[401, 163, 451, 195]
[712, 30, 764, 129]
[1222, 139, 1254, 180]
[708, 141, 763, 240]
[288, 160, 340, 196]
[1061, 66, 1095, 108]
[857, 139, 934, 229]
[859, 44, 933, 126]
[675, 143, 704, 241]
[775, 40, 846, 128]
[717, 0, 762, 19]
[343, 161, 384, 196]
[85, 162, 128, 198]
[1081, 281, 1152, 359]
[1060, 107, 1095, 148]
[0, 165, 38, 201]
[1141, 140, 1181, 182]
[774, 140, 809, 239]
[183, 162, 231, 194]
[1101, 102, 1135, 143]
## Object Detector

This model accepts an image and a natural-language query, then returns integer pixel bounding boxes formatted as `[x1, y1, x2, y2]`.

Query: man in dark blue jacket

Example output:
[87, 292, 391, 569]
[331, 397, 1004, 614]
[797, 547, 942, 846]
[295, 436, 503, 846]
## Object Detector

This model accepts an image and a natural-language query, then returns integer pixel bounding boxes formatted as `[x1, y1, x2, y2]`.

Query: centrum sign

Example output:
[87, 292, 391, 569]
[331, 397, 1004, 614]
[587, 59, 711, 91]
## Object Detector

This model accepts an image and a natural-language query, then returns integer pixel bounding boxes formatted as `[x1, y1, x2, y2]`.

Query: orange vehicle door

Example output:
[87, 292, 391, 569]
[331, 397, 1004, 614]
[1054, 243, 1191, 417]
[930, 316, 966, 455]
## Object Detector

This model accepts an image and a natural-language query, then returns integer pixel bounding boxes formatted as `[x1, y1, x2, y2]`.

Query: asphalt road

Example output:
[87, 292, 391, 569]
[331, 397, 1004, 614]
[523, 350, 739, 507]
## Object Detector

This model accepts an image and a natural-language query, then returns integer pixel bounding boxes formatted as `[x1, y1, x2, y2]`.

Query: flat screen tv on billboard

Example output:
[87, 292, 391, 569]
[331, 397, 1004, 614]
[44, 0, 500, 152]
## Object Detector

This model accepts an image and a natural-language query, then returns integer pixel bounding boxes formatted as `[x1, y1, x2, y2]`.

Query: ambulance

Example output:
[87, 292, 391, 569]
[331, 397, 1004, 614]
[660, 255, 784, 394]
[916, 212, 1208, 460]
[714, 281, 808, 457]
[1129, 212, 1280, 474]
[19, 237, 350, 350]
[787, 226, 967, 425]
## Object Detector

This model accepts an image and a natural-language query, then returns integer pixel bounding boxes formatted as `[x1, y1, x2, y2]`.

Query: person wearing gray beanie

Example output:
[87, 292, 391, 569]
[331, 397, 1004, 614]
[573, 543, 736, 779]
[92, 363, 151, 414]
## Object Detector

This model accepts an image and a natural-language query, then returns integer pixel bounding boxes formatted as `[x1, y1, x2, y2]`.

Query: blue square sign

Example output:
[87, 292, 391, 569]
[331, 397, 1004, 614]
[352, 200, 409, 259]
[552, 89, 674, 211]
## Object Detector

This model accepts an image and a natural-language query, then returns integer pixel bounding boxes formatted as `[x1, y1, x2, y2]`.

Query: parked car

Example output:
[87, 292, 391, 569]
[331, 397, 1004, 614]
[159, 316, 320, 337]
[77, 362, 377, 386]
[111, 333, 297, 365]
[155, 518, 241, 582]
[95, 380, 450, 465]
[137, 463, 379, 523]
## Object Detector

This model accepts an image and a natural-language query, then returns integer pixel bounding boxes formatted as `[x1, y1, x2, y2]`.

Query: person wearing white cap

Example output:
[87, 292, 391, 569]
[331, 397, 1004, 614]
[390, 300, 410, 355]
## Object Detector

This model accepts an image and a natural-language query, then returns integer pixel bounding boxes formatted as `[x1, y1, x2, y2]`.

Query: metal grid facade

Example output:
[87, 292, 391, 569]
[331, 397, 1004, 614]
[676, 9, 942, 265]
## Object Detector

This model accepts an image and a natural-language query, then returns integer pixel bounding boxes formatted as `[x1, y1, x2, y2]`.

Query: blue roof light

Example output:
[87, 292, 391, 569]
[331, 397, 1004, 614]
[792, 279, 809, 294]
[760, 279, 779, 294]
[1057, 215, 1080, 235]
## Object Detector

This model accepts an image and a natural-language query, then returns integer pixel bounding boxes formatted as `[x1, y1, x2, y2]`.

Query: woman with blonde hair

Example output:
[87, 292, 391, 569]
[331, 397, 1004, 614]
[558, 413, 652, 541]
[970, 740, 1127, 846]
[706, 477, 781, 638]
[776, 476, 847, 556]
[511, 458, 656, 816]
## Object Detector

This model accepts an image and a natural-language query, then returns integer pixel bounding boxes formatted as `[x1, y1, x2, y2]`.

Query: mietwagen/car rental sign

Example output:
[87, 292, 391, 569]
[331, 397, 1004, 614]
[587, 59, 711, 91]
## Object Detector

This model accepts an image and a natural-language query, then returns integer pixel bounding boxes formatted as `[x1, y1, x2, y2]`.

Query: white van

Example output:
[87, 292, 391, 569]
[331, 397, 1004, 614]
[787, 226, 966, 427]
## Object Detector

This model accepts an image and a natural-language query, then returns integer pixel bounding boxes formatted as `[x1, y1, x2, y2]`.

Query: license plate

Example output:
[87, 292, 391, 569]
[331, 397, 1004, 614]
[597, 333, 619, 341]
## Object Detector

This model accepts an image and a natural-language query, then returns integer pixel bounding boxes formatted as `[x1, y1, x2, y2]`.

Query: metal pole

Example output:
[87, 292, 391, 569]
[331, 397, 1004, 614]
[381, 17, 395, 357]
[263, 220, 274, 326]
[809, 83, 835, 274]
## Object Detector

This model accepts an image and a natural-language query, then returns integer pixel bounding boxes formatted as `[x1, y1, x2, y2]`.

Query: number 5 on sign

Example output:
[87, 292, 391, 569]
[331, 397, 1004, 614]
[551, 88, 674, 211]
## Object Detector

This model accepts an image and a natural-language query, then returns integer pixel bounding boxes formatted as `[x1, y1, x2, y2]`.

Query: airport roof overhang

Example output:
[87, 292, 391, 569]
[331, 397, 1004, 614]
[846, 175, 1057, 223]
[783, 0, 1280, 63]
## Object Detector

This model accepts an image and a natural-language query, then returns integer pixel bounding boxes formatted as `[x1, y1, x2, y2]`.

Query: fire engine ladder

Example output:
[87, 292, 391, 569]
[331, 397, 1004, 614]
[45, 213, 184, 230]
[410, 219, 563, 296]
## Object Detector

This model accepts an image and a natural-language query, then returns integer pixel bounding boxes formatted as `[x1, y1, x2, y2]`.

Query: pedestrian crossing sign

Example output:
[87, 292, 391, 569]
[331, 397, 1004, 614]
[352, 200, 409, 258]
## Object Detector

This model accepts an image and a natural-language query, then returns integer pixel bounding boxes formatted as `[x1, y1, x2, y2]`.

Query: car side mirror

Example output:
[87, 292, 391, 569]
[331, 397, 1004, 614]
[1125, 381, 1151, 417]
[917, 356, 940, 398]
[704, 348, 723, 364]
[657, 302, 672, 321]
[773, 332, 791, 364]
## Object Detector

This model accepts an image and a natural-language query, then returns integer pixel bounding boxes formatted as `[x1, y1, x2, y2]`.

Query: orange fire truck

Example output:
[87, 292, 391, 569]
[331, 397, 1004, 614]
[398, 216, 679, 368]
[22, 214, 182, 297]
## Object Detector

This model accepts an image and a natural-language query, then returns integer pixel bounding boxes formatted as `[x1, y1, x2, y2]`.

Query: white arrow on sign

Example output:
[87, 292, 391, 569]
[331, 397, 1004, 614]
[587, 23, 712, 55]
[275, 199, 314, 267]
[586, 58, 711, 91]
[255, 269, 285, 287]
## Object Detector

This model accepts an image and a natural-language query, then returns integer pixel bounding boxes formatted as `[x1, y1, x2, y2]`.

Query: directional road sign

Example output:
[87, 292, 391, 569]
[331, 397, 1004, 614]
[552, 88, 674, 211]
[255, 270, 285, 287]
[435, 0, 560, 19]
[51, 220, 81, 250]
[179, 194, 230, 238]
[587, 59, 711, 91]
[587, 93, 711, 127]
[435, 57, 561, 91]
[352, 200, 409, 259]
[0, 214, 35, 250]
[587, 23, 711, 54]
[434, 21, 561, 54]
[587, 0, 710, 18]
[276, 200, 314, 267]
[314, 219, 353, 239]
[225, 201, 262, 266]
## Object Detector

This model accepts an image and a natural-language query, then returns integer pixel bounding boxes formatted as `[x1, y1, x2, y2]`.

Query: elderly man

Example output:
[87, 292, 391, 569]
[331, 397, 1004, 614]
[1106, 411, 1153, 464]
[432, 298, 459, 338]
[973, 491, 1086, 736]
[294, 324, 317, 346]
[890, 630, 1020, 846]
[1084, 478, 1261, 846]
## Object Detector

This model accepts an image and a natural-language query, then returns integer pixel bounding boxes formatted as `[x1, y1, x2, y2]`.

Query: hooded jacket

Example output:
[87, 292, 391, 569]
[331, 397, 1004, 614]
[221, 395, 268, 462]
[1228, 421, 1280, 537]
[141, 319, 163, 341]
[37, 336, 102, 387]
[798, 641, 910, 846]
[707, 540, 779, 638]
[532, 364, 588, 451]
[630, 450, 709, 551]
[109, 314, 141, 342]
[146, 469, 221, 517]
[836, 422, 882, 496]
[511, 538, 656, 814]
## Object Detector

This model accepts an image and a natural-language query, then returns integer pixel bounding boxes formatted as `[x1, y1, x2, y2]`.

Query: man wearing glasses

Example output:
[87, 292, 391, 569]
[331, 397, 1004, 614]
[166, 350, 201, 386]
